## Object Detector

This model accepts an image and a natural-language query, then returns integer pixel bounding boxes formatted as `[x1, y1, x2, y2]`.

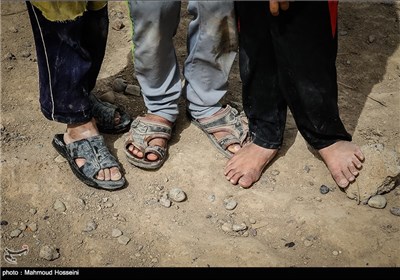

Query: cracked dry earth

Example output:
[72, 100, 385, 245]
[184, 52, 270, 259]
[1, 1, 400, 268]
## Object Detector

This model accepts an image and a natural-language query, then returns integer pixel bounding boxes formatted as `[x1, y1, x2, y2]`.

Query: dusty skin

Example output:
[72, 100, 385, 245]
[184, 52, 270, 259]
[1, 2, 400, 268]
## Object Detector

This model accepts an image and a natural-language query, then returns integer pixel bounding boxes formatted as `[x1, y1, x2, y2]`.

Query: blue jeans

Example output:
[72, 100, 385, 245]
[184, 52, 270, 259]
[128, 1, 238, 122]
[27, 2, 108, 124]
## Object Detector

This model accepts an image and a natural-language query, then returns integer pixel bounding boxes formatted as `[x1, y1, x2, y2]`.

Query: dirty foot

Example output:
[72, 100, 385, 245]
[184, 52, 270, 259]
[318, 141, 365, 188]
[127, 114, 173, 162]
[224, 142, 278, 188]
[64, 118, 122, 181]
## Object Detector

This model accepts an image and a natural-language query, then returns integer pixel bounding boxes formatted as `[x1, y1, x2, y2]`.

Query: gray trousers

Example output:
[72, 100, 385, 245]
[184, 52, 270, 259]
[128, 1, 238, 122]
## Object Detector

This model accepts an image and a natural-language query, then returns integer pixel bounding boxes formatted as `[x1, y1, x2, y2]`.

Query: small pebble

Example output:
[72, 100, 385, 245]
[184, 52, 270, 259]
[29, 208, 37, 215]
[151, 258, 158, 263]
[367, 195, 387, 209]
[224, 198, 237, 211]
[112, 229, 123, 238]
[53, 199, 66, 212]
[124, 84, 141, 97]
[54, 155, 67, 163]
[18, 223, 27, 231]
[208, 194, 215, 202]
[159, 196, 171, 208]
[232, 223, 247, 232]
[315, 197, 322, 202]
[117, 236, 130, 245]
[390, 207, 400, 216]
[339, 30, 348, 36]
[271, 170, 280, 176]
[99, 91, 115, 104]
[1, 220, 8, 226]
[320, 185, 330, 194]
[332, 250, 339, 256]
[249, 218, 256, 224]
[10, 229, 22, 238]
[21, 51, 31, 58]
[112, 78, 127, 92]
[249, 228, 257, 237]
[83, 220, 97, 232]
[104, 202, 114, 208]
[112, 20, 125, 31]
[28, 222, 38, 232]
[368, 35, 376, 43]
[221, 223, 232, 232]
[169, 188, 186, 202]
[242, 231, 249, 237]
[39, 245, 60, 261]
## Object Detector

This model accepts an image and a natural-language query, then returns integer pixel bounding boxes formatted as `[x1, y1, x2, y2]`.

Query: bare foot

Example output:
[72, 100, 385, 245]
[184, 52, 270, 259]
[318, 141, 364, 188]
[63, 118, 122, 181]
[127, 114, 173, 161]
[224, 143, 278, 188]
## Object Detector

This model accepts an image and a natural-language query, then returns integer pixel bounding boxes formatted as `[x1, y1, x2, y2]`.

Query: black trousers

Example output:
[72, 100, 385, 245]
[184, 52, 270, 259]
[27, 2, 108, 124]
[236, 1, 351, 150]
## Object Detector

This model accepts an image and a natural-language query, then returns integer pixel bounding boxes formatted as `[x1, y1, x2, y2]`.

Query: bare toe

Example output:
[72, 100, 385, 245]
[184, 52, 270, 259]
[97, 169, 105, 181]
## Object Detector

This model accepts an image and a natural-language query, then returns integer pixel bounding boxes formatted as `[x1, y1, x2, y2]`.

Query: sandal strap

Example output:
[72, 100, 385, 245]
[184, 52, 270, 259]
[126, 117, 172, 152]
[145, 145, 167, 160]
[197, 105, 249, 144]
[65, 135, 119, 179]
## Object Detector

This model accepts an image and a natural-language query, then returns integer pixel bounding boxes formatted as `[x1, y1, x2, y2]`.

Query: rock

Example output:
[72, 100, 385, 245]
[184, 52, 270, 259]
[112, 229, 123, 238]
[224, 198, 237, 211]
[99, 91, 115, 104]
[320, 185, 330, 194]
[117, 236, 130, 245]
[18, 223, 27, 231]
[112, 78, 127, 93]
[9, 27, 18, 33]
[54, 155, 67, 163]
[332, 250, 339, 256]
[104, 202, 114, 208]
[368, 35, 376, 43]
[112, 20, 125, 31]
[39, 245, 60, 261]
[83, 220, 97, 232]
[159, 196, 171, 208]
[339, 30, 348, 36]
[221, 223, 232, 232]
[169, 188, 186, 202]
[124, 84, 141, 97]
[21, 51, 31, 58]
[345, 144, 400, 204]
[232, 223, 247, 232]
[271, 170, 280, 176]
[10, 229, 22, 238]
[249, 218, 256, 224]
[28, 223, 38, 232]
[29, 208, 37, 215]
[53, 199, 66, 212]
[208, 194, 215, 202]
[151, 258, 158, 263]
[367, 195, 387, 209]
[390, 207, 400, 216]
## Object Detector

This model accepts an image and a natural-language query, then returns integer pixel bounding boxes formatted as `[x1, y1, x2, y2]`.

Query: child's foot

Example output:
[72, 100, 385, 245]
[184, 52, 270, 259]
[224, 143, 278, 188]
[318, 141, 365, 188]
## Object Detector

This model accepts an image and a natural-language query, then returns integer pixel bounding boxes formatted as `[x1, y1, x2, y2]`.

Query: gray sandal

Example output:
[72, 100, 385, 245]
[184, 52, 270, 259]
[124, 117, 172, 170]
[189, 105, 249, 158]
[52, 134, 126, 190]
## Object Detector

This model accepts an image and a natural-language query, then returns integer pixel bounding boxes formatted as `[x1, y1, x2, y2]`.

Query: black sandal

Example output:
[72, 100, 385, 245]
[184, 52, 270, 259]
[90, 93, 132, 134]
[52, 134, 126, 190]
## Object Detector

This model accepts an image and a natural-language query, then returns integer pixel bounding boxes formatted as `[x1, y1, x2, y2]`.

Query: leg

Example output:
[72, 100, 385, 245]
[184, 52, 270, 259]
[271, 2, 364, 188]
[27, 2, 124, 187]
[126, 1, 180, 165]
[185, 1, 247, 155]
[225, 1, 286, 188]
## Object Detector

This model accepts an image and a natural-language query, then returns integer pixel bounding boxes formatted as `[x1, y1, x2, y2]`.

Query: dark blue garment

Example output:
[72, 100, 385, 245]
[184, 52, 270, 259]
[27, 2, 108, 124]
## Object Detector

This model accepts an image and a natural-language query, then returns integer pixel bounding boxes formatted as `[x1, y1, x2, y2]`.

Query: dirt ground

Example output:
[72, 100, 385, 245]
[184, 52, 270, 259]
[1, 1, 399, 268]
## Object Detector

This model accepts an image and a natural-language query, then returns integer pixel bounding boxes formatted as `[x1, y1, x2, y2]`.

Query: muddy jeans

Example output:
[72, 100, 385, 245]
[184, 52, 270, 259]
[236, 1, 351, 150]
[128, 1, 238, 122]
[27, 2, 108, 124]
